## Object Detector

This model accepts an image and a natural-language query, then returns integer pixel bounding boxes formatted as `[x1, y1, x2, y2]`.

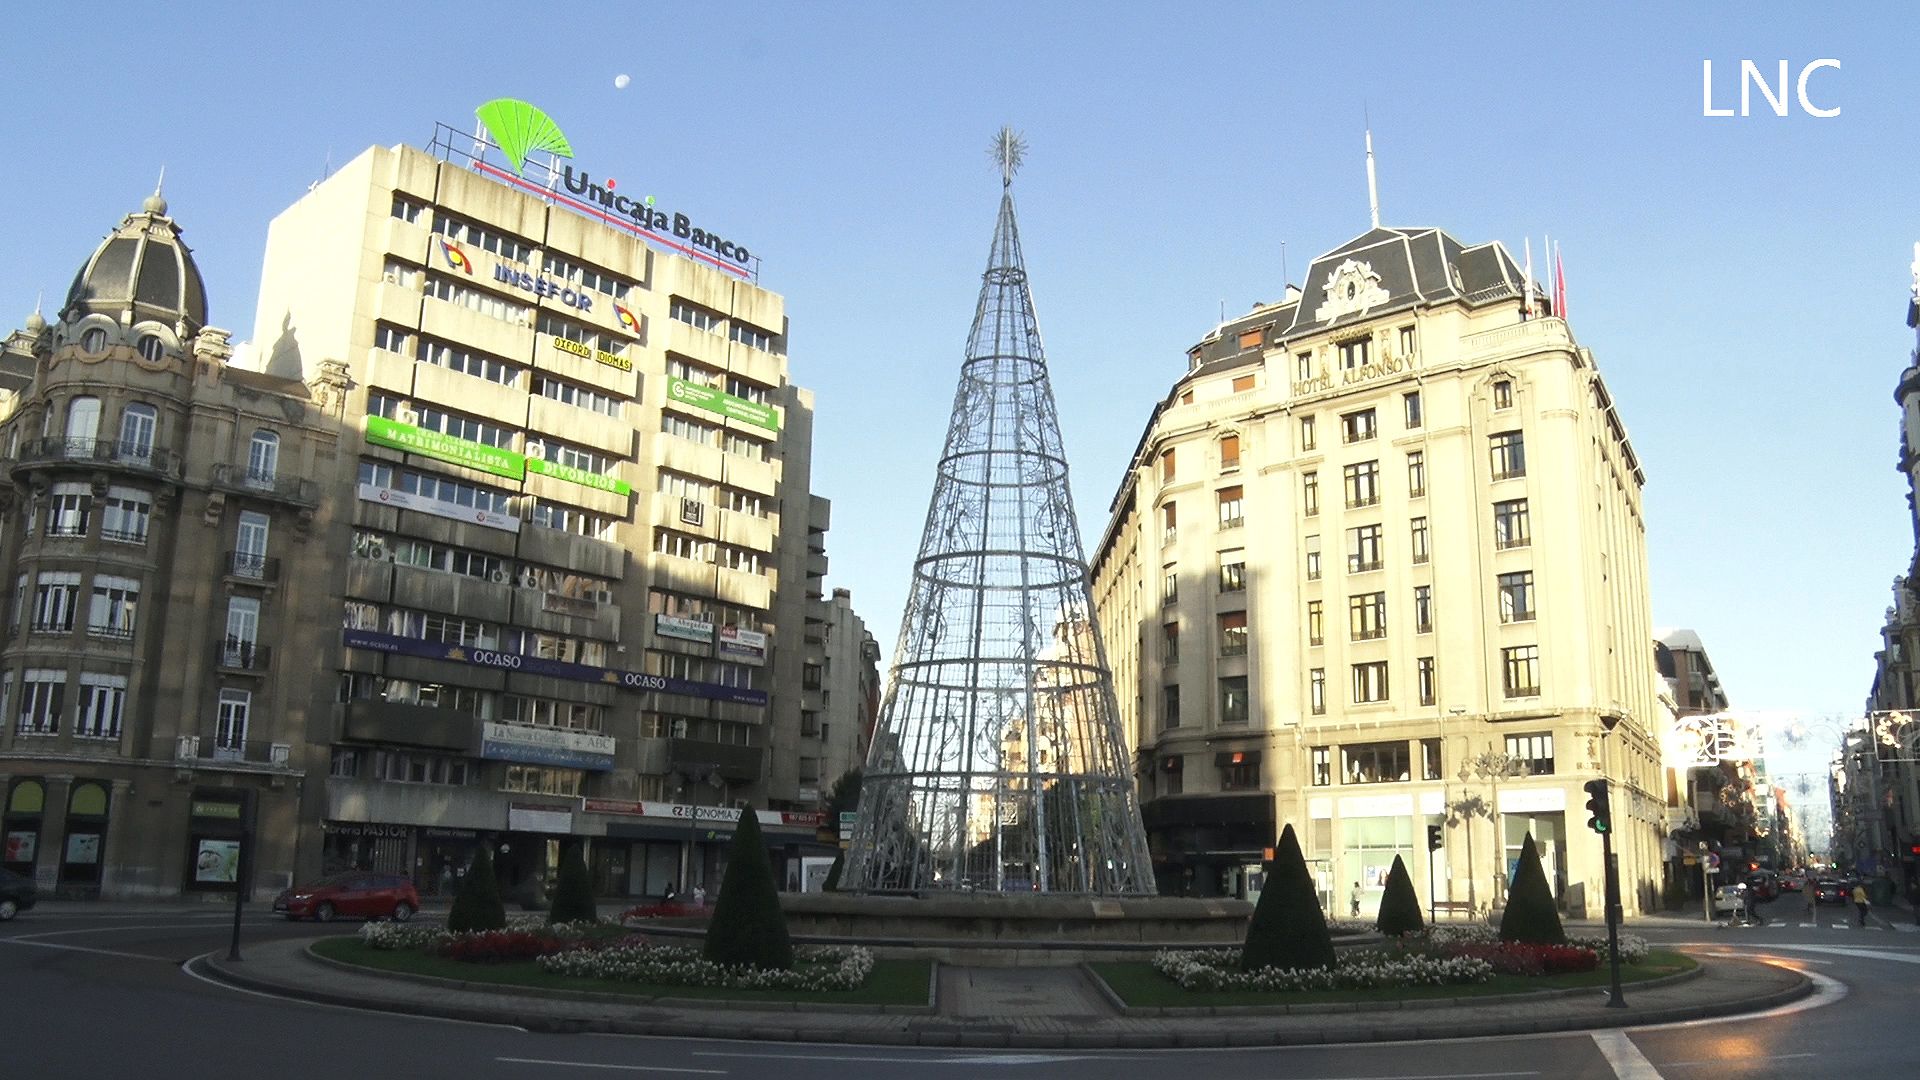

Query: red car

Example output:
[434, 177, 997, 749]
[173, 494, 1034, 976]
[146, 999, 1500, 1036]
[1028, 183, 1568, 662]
[274, 872, 419, 922]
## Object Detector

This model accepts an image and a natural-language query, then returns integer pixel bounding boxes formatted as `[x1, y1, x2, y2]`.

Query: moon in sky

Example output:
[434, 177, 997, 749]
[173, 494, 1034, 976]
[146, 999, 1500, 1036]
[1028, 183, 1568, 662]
[614, 74, 631, 90]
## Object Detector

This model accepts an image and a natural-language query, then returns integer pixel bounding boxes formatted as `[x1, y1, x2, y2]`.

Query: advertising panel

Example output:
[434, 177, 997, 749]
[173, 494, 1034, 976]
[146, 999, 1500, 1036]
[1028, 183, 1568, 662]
[357, 482, 520, 533]
[480, 722, 617, 771]
[655, 614, 715, 643]
[666, 376, 780, 432]
[194, 839, 240, 884]
[718, 625, 768, 665]
[364, 415, 524, 480]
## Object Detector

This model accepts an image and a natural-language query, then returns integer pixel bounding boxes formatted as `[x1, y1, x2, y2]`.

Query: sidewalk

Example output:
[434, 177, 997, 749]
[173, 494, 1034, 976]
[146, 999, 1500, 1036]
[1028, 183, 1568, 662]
[197, 936, 1811, 1048]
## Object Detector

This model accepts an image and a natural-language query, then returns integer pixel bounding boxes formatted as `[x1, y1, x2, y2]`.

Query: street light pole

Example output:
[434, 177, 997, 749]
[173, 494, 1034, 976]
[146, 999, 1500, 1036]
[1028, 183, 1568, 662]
[1699, 840, 1712, 926]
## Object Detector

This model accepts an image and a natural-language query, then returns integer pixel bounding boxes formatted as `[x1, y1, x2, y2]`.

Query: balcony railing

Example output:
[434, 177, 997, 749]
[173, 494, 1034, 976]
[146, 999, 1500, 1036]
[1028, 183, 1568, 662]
[16, 437, 180, 478]
[225, 550, 281, 582]
[215, 639, 272, 672]
[175, 734, 293, 768]
[209, 463, 320, 508]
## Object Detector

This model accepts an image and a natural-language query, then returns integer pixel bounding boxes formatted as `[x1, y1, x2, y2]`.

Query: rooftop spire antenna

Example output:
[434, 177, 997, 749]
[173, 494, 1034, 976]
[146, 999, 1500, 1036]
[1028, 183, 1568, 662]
[1364, 125, 1381, 228]
[991, 125, 1027, 189]
[155, 165, 166, 199]
[1281, 241, 1290, 286]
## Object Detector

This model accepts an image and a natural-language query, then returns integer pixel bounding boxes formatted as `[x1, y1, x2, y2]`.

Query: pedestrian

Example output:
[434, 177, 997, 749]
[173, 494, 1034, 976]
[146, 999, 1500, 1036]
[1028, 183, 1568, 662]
[692, 883, 707, 908]
[1350, 881, 1361, 918]
[1852, 882, 1870, 927]
[662, 881, 677, 904]
[1804, 879, 1816, 919]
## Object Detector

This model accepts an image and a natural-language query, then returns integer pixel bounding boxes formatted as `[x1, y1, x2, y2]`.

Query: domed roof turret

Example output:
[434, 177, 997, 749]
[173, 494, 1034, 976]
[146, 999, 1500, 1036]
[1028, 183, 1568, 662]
[62, 191, 208, 330]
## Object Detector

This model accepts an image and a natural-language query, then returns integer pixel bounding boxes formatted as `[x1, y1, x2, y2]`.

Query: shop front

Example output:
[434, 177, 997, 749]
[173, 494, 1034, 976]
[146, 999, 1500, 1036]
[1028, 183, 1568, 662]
[1140, 793, 1275, 898]
[58, 780, 111, 895]
[583, 800, 828, 898]
[3, 777, 46, 881]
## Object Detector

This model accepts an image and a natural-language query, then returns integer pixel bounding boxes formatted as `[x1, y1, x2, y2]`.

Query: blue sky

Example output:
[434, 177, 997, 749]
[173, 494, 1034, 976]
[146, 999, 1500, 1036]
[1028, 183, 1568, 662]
[3, 2, 1911, 792]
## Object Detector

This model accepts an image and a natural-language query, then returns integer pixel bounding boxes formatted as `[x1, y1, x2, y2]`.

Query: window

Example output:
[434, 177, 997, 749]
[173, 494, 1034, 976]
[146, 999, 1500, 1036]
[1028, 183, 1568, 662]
[1490, 430, 1526, 480]
[391, 195, 425, 224]
[1160, 448, 1175, 482]
[670, 299, 722, 333]
[503, 765, 585, 796]
[136, 335, 165, 363]
[87, 575, 139, 640]
[1407, 451, 1426, 497]
[1299, 415, 1317, 451]
[1351, 660, 1390, 704]
[433, 214, 532, 263]
[1163, 685, 1181, 730]
[214, 688, 251, 753]
[531, 437, 617, 479]
[661, 411, 718, 447]
[1218, 552, 1245, 593]
[224, 597, 260, 667]
[426, 273, 533, 326]
[729, 321, 780, 352]
[80, 327, 108, 353]
[1161, 502, 1177, 544]
[542, 252, 633, 301]
[75, 674, 125, 739]
[655, 529, 714, 563]
[416, 404, 514, 449]
[1343, 460, 1380, 508]
[1413, 585, 1433, 633]
[1399, 325, 1416, 357]
[373, 750, 471, 786]
[1311, 746, 1331, 786]
[1219, 755, 1259, 791]
[1162, 565, 1179, 605]
[1218, 676, 1249, 724]
[1493, 499, 1531, 549]
[1302, 471, 1319, 516]
[1237, 328, 1263, 350]
[1310, 668, 1327, 715]
[1338, 337, 1370, 371]
[1493, 379, 1514, 410]
[1410, 516, 1429, 565]
[1505, 731, 1554, 775]
[234, 512, 270, 579]
[1219, 434, 1240, 471]
[66, 395, 101, 448]
[46, 481, 91, 537]
[99, 485, 150, 544]
[725, 375, 770, 405]
[1216, 486, 1243, 529]
[1231, 373, 1256, 393]
[1348, 592, 1387, 641]
[10, 573, 25, 633]
[1307, 598, 1325, 646]
[33, 571, 80, 633]
[722, 430, 772, 461]
[246, 430, 279, 487]
[18, 669, 65, 735]
[1218, 611, 1247, 656]
[530, 499, 618, 540]
[418, 337, 520, 387]
[1502, 645, 1541, 698]
[1347, 524, 1384, 573]
[1417, 658, 1436, 707]
[1340, 408, 1377, 444]
[1342, 739, 1408, 783]
[331, 747, 361, 779]
[374, 324, 413, 353]
[538, 311, 622, 353]
[1305, 534, 1322, 580]
[1420, 735, 1441, 778]
[1296, 352, 1314, 381]
[1161, 754, 1184, 794]
[1403, 390, 1422, 429]
[1162, 622, 1180, 665]
[532, 374, 622, 418]
[1499, 571, 1536, 622]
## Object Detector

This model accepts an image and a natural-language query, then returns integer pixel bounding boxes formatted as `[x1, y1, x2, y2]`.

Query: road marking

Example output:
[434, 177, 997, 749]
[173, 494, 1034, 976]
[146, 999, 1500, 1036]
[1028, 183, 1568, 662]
[692, 1051, 1110, 1066]
[496, 1059, 724, 1075]
[1656, 1052, 1815, 1067]
[0, 938, 175, 961]
[6, 923, 240, 940]
[1624, 965, 1844, 1033]
[178, 954, 526, 1031]
[1591, 1031, 1662, 1079]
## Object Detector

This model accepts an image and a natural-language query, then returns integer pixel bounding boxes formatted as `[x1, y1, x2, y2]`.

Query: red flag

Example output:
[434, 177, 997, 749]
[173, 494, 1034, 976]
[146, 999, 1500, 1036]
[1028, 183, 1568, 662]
[1553, 245, 1567, 320]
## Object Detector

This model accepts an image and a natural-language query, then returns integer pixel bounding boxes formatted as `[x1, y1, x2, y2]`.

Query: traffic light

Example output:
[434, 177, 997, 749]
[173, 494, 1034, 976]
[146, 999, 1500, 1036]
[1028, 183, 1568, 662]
[1427, 824, 1444, 851]
[1583, 778, 1612, 834]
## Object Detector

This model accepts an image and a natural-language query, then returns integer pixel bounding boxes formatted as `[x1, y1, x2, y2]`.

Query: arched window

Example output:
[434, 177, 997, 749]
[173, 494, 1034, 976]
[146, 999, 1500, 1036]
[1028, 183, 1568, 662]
[79, 327, 108, 354]
[246, 430, 279, 486]
[68, 782, 108, 818]
[118, 403, 157, 462]
[4, 779, 44, 817]
[136, 334, 165, 364]
[65, 396, 101, 452]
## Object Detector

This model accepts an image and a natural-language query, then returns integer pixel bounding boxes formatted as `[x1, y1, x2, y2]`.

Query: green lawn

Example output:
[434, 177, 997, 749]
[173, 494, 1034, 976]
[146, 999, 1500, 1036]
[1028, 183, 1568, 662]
[311, 936, 933, 1006]
[1090, 948, 1696, 1009]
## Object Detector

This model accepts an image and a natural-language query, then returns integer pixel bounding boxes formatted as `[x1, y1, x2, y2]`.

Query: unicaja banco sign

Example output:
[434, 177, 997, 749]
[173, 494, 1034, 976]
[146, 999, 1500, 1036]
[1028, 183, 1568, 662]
[474, 97, 753, 270]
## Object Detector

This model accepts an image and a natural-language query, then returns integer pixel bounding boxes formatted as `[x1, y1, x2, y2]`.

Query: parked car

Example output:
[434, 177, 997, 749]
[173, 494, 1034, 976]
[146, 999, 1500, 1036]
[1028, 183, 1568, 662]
[274, 872, 419, 922]
[1711, 883, 1750, 915]
[1812, 878, 1851, 905]
[1780, 872, 1804, 892]
[1744, 872, 1779, 901]
[0, 867, 38, 920]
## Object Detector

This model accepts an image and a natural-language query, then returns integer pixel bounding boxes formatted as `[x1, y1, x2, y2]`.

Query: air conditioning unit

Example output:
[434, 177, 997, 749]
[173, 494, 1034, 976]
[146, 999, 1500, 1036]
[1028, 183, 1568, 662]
[519, 568, 541, 589]
[669, 719, 689, 739]
[592, 589, 614, 605]
[680, 497, 704, 526]
[524, 440, 545, 459]
[489, 569, 509, 584]
[395, 404, 418, 425]
[175, 734, 199, 761]
[364, 539, 387, 561]
[269, 743, 291, 767]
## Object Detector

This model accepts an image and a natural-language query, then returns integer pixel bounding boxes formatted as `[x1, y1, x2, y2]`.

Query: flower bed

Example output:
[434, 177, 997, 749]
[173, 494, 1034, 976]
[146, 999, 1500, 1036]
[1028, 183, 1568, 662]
[539, 941, 873, 992]
[1152, 947, 1493, 992]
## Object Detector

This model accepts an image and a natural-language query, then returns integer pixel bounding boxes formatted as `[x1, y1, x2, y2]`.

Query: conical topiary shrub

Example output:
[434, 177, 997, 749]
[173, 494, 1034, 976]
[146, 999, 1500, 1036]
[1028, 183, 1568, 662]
[1375, 853, 1424, 937]
[1498, 833, 1566, 945]
[447, 846, 506, 933]
[1241, 823, 1337, 972]
[704, 807, 794, 970]
[547, 844, 597, 925]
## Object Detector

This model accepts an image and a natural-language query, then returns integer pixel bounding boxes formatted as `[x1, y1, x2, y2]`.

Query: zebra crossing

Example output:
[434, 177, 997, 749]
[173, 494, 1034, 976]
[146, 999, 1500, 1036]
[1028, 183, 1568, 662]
[1739, 917, 1918, 932]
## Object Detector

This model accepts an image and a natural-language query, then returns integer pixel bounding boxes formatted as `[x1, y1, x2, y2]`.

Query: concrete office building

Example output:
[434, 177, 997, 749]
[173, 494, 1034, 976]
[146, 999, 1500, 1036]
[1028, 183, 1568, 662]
[804, 586, 880, 801]
[1091, 224, 1665, 917]
[0, 193, 341, 898]
[249, 137, 832, 901]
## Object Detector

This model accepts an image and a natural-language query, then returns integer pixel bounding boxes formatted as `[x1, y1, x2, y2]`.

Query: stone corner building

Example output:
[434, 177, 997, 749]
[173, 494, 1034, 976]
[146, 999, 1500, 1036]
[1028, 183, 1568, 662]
[1090, 225, 1665, 916]
[0, 192, 340, 898]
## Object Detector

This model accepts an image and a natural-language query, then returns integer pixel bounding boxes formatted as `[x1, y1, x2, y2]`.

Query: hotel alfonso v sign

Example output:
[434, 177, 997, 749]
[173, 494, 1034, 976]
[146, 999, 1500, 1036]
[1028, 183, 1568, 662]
[470, 98, 754, 277]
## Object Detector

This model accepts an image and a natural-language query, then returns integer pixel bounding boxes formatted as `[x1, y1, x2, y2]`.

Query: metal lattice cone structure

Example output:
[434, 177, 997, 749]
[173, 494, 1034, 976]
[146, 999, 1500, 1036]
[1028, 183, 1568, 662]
[844, 131, 1155, 895]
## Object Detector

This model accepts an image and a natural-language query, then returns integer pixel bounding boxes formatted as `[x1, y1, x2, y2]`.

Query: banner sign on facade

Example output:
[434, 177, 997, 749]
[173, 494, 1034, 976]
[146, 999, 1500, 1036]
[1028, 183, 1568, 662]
[507, 803, 575, 834]
[718, 625, 768, 664]
[480, 721, 616, 771]
[667, 376, 780, 432]
[526, 455, 633, 496]
[363, 417, 628, 496]
[341, 628, 768, 706]
[358, 482, 520, 533]
[654, 614, 716, 643]
[581, 799, 822, 829]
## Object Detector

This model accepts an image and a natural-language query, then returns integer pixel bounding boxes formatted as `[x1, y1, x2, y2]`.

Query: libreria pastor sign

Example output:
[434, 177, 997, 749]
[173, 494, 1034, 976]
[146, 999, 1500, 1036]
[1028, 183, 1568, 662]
[473, 97, 753, 271]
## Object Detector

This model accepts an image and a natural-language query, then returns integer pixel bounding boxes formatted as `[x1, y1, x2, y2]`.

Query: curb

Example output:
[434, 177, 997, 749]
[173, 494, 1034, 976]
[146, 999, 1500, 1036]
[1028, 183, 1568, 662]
[194, 946, 1812, 1048]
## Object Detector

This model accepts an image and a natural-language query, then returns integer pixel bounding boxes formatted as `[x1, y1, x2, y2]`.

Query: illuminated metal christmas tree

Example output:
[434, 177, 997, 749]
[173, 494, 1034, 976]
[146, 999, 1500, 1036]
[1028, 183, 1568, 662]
[843, 130, 1155, 894]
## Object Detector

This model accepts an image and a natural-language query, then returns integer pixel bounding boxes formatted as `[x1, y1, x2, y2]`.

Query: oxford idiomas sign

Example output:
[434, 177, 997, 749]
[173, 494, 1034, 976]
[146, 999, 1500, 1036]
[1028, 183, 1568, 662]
[474, 98, 752, 271]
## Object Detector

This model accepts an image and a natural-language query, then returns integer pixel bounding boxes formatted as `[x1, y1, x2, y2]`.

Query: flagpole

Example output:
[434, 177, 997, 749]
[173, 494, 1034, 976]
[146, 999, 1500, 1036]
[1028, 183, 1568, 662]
[1523, 238, 1535, 318]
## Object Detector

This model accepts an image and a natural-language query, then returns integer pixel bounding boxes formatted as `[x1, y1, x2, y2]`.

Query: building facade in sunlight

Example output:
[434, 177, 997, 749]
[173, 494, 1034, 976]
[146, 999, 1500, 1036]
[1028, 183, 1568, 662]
[1091, 225, 1666, 917]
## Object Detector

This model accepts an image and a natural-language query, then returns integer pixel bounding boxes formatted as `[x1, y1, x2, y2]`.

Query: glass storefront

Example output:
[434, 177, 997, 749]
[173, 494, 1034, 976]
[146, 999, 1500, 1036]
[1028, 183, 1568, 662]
[1340, 815, 1414, 919]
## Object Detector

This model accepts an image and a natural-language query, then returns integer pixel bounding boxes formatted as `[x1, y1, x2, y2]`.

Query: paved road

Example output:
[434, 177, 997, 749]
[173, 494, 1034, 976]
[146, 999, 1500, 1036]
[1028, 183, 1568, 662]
[0, 893, 1907, 1079]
